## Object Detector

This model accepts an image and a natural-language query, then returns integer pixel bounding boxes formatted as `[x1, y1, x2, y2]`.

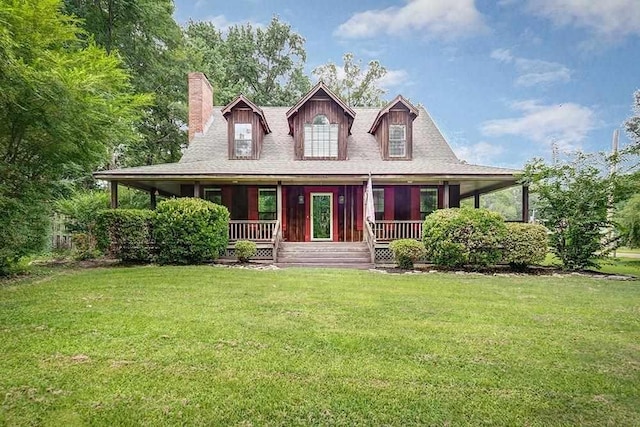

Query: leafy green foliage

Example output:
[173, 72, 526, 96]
[502, 223, 548, 270]
[0, 0, 148, 272]
[524, 156, 611, 270]
[185, 16, 311, 106]
[423, 208, 507, 267]
[63, 0, 187, 167]
[235, 240, 257, 263]
[313, 53, 388, 107]
[70, 232, 100, 260]
[96, 209, 155, 262]
[389, 239, 427, 269]
[0, 189, 49, 276]
[616, 194, 640, 248]
[153, 198, 229, 265]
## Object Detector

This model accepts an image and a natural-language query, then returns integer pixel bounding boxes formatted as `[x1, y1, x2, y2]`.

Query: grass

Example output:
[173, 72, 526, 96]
[1, 266, 639, 426]
[540, 252, 640, 277]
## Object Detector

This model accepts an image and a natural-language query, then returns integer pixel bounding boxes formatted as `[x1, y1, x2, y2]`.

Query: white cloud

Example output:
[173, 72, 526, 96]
[453, 141, 505, 164]
[205, 15, 263, 32]
[491, 48, 571, 87]
[335, 0, 486, 39]
[378, 69, 410, 90]
[480, 100, 596, 150]
[526, 0, 640, 38]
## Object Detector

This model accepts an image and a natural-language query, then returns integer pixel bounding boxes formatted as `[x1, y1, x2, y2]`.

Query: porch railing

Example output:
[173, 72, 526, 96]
[228, 220, 278, 242]
[373, 220, 423, 241]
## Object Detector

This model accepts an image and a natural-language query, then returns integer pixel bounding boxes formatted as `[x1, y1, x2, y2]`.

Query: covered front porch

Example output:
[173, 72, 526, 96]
[104, 174, 528, 262]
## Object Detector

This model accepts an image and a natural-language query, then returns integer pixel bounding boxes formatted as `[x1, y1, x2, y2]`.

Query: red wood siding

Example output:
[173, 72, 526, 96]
[410, 187, 421, 220]
[227, 107, 263, 160]
[384, 186, 395, 220]
[292, 95, 351, 160]
[374, 105, 413, 160]
[247, 186, 258, 220]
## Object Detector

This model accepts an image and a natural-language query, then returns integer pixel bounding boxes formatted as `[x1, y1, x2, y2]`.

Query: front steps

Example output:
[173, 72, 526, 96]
[276, 242, 373, 269]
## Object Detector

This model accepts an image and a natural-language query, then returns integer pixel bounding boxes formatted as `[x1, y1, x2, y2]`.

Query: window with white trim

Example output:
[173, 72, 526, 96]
[373, 188, 385, 221]
[204, 188, 222, 205]
[389, 124, 406, 157]
[420, 188, 438, 220]
[304, 114, 338, 158]
[234, 123, 252, 157]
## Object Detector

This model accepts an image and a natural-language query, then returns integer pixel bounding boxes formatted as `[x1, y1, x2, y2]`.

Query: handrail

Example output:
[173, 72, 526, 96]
[364, 220, 376, 264]
[271, 220, 282, 262]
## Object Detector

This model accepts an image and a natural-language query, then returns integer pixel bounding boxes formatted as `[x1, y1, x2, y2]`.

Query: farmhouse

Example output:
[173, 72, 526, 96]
[95, 73, 526, 264]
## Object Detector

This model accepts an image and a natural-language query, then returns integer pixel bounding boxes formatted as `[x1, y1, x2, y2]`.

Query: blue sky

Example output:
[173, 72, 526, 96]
[174, 0, 640, 168]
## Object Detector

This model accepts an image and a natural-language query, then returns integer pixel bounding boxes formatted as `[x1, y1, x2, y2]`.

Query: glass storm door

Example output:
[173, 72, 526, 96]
[311, 193, 333, 241]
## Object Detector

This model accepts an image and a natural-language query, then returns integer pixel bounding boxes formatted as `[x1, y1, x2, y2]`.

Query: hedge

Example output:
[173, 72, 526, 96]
[423, 207, 507, 267]
[96, 209, 155, 262]
[502, 222, 548, 269]
[153, 198, 229, 265]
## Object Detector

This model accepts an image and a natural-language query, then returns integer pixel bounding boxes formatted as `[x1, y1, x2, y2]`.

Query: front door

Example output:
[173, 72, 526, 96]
[311, 193, 333, 241]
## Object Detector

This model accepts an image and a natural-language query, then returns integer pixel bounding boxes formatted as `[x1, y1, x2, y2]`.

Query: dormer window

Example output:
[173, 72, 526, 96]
[389, 125, 406, 157]
[221, 95, 270, 160]
[234, 123, 252, 157]
[369, 95, 418, 160]
[304, 114, 339, 158]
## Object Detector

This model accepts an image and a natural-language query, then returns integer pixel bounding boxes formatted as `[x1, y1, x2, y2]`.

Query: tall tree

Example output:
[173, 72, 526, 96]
[185, 16, 311, 106]
[524, 154, 612, 270]
[625, 90, 640, 159]
[64, 0, 190, 166]
[0, 0, 148, 274]
[313, 53, 388, 107]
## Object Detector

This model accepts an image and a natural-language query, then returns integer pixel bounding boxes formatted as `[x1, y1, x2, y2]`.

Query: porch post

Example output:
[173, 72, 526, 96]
[110, 181, 118, 209]
[194, 181, 200, 198]
[474, 191, 480, 209]
[522, 184, 530, 222]
[443, 181, 450, 209]
[150, 188, 157, 210]
[276, 182, 283, 224]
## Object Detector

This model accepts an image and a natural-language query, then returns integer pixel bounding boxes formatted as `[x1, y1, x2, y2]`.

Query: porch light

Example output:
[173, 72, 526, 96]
[338, 195, 345, 204]
[298, 194, 304, 204]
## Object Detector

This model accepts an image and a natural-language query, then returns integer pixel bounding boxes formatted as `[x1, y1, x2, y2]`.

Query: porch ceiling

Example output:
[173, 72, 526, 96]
[109, 175, 520, 199]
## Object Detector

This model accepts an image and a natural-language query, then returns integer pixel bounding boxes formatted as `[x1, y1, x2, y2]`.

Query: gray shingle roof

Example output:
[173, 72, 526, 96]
[96, 106, 518, 178]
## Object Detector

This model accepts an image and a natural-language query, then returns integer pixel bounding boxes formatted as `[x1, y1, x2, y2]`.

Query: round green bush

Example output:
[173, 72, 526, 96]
[502, 222, 548, 269]
[153, 198, 229, 265]
[423, 207, 507, 268]
[389, 239, 427, 269]
[235, 240, 257, 263]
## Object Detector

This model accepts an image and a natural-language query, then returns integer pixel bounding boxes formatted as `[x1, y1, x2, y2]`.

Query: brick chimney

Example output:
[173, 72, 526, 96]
[188, 72, 214, 143]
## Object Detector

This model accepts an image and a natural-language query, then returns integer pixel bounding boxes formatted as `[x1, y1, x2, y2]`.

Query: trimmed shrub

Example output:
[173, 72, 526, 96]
[96, 209, 154, 262]
[389, 239, 427, 269]
[153, 198, 229, 265]
[71, 232, 99, 260]
[235, 240, 257, 263]
[502, 223, 548, 270]
[423, 207, 507, 268]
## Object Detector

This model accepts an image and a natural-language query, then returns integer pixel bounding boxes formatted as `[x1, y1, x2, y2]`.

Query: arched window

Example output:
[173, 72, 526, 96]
[304, 114, 338, 158]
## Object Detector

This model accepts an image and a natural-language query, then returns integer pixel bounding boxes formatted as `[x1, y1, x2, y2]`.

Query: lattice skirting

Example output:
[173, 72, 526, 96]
[224, 247, 274, 260]
[375, 247, 394, 263]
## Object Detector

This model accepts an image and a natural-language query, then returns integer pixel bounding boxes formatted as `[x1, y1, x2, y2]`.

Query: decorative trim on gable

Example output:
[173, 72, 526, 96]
[368, 95, 419, 135]
[221, 94, 271, 134]
[286, 81, 356, 135]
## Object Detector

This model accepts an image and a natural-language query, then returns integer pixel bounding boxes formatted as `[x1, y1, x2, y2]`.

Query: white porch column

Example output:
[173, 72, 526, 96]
[194, 181, 201, 198]
[443, 181, 450, 209]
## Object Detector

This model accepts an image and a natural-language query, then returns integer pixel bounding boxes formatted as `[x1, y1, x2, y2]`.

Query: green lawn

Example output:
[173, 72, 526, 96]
[1, 267, 639, 426]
